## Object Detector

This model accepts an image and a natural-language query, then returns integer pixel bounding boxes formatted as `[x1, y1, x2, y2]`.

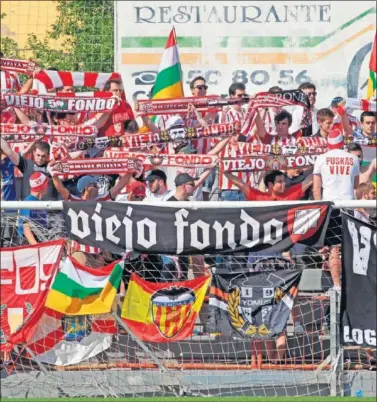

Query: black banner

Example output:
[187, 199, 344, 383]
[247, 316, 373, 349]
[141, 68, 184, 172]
[63, 201, 331, 255]
[341, 211, 377, 348]
[208, 268, 302, 339]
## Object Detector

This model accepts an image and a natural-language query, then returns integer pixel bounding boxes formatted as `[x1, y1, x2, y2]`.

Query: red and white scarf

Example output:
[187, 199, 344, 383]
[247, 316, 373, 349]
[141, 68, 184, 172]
[241, 90, 310, 135]
[33, 70, 121, 92]
[221, 153, 320, 172]
[346, 98, 376, 112]
[1, 92, 118, 112]
[0, 58, 36, 75]
[0, 123, 97, 139]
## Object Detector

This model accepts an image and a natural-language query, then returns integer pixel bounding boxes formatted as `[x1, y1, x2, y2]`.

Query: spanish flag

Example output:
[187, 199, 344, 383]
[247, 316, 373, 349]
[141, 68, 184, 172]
[121, 273, 210, 342]
[367, 33, 376, 100]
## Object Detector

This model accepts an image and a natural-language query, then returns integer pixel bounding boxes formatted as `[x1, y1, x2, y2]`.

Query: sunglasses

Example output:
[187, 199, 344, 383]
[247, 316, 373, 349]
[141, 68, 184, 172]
[306, 91, 317, 97]
[195, 85, 208, 90]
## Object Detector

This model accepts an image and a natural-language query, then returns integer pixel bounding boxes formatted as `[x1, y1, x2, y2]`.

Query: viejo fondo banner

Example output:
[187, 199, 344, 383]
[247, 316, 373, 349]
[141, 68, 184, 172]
[64, 201, 332, 255]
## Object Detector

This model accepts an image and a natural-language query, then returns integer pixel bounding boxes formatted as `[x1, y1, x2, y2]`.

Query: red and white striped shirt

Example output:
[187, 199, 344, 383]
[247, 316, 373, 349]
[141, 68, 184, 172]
[220, 107, 246, 125]
[69, 192, 112, 254]
[219, 142, 262, 190]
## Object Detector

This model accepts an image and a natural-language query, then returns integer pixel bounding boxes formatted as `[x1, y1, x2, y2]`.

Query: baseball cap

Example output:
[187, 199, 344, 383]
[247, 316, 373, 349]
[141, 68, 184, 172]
[145, 169, 167, 182]
[174, 173, 198, 187]
[327, 129, 344, 150]
[165, 115, 185, 130]
[29, 172, 49, 192]
[126, 181, 146, 196]
[77, 175, 100, 194]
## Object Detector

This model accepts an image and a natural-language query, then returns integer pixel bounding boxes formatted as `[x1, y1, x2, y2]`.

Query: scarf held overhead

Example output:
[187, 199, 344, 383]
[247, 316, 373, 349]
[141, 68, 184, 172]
[1, 92, 118, 112]
[103, 151, 218, 168]
[50, 158, 138, 176]
[33, 70, 121, 91]
[0, 58, 37, 75]
[345, 98, 376, 112]
[0, 123, 97, 139]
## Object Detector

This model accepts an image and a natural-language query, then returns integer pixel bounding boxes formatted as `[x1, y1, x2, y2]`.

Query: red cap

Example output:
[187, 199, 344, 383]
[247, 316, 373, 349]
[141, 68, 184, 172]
[126, 181, 146, 196]
[327, 129, 344, 150]
[29, 172, 49, 192]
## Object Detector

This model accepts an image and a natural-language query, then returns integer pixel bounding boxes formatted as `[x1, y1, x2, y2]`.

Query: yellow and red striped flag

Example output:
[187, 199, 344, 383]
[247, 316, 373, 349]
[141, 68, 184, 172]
[121, 273, 210, 342]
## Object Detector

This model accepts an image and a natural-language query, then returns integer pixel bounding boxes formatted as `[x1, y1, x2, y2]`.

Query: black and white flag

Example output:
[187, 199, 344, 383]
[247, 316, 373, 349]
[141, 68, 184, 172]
[341, 211, 376, 348]
[208, 268, 302, 339]
[63, 201, 331, 255]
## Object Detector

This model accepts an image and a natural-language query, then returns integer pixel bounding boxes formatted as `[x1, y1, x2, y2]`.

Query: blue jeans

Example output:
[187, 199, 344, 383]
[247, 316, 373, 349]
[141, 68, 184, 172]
[220, 190, 246, 202]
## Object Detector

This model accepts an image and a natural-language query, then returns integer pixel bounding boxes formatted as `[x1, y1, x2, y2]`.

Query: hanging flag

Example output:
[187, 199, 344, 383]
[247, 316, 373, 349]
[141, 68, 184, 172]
[152, 27, 184, 100]
[367, 33, 377, 100]
[340, 211, 376, 348]
[1, 240, 65, 350]
[208, 268, 302, 339]
[25, 308, 117, 366]
[121, 273, 210, 342]
[45, 258, 122, 316]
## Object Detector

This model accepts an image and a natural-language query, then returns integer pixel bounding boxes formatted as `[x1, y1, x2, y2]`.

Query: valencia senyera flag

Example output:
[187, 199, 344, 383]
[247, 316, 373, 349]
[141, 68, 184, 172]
[121, 273, 210, 342]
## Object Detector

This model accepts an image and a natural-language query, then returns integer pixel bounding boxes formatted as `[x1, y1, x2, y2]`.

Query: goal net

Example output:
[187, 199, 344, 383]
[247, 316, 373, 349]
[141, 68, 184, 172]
[0, 208, 375, 399]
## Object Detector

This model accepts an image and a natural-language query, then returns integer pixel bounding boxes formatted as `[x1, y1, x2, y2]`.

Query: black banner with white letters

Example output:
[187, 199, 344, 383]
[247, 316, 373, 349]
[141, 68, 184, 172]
[63, 201, 331, 255]
[340, 211, 377, 348]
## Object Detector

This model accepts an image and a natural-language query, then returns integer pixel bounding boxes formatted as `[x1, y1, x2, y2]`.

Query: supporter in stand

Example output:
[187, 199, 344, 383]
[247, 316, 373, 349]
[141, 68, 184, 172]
[313, 129, 360, 292]
[220, 82, 247, 124]
[346, 142, 364, 164]
[353, 111, 377, 142]
[167, 172, 200, 201]
[330, 96, 359, 133]
[115, 180, 146, 202]
[284, 168, 312, 200]
[144, 169, 172, 201]
[50, 169, 134, 266]
[260, 85, 283, 135]
[0, 137, 57, 200]
[1, 148, 18, 246]
[361, 157, 376, 183]
[253, 110, 302, 145]
[18, 172, 50, 245]
[354, 181, 377, 223]
[289, 82, 318, 136]
[224, 169, 312, 201]
[312, 108, 335, 138]
[99, 78, 138, 137]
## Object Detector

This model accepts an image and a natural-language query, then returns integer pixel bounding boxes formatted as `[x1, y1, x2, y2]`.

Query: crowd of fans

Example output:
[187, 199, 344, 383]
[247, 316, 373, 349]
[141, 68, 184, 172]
[1, 59, 377, 365]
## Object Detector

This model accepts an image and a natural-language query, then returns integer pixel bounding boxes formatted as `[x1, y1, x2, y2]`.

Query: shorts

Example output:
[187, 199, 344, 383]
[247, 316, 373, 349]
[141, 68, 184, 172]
[324, 209, 342, 247]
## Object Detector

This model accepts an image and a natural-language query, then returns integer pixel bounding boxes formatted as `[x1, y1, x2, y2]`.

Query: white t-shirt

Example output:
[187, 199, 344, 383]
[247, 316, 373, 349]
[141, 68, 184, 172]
[313, 149, 360, 201]
[144, 189, 173, 202]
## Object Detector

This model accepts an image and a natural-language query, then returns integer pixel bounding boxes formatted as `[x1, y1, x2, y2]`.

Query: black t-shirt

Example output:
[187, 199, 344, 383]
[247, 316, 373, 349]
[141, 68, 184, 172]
[167, 195, 178, 201]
